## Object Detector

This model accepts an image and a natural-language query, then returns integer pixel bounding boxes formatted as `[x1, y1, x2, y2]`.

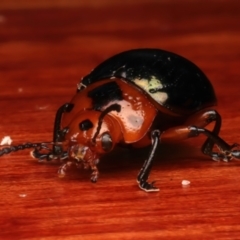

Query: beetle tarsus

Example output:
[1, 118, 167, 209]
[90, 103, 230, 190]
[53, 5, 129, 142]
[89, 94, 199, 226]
[231, 149, 240, 159]
[90, 174, 98, 183]
[31, 149, 49, 161]
[31, 141, 69, 161]
[225, 144, 240, 160]
[90, 161, 99, 183]
[138, 180, 159, 192]
[211, 153, 230, 162]
[58, 161, 73, 178]
[31, 148, 68, 161]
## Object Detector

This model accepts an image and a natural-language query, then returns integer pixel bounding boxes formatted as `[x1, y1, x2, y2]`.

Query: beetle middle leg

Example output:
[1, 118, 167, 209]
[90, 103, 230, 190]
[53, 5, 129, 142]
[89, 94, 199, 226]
[137, 130, 161, 192]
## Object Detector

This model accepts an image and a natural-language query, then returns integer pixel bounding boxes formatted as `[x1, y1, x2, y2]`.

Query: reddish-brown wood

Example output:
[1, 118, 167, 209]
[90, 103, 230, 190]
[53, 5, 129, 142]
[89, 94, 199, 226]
[1, 1, 240, 239]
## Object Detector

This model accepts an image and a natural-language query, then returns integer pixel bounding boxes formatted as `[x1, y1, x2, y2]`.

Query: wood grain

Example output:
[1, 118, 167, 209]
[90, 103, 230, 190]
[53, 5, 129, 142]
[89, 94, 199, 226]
[1, 1, 240, 239]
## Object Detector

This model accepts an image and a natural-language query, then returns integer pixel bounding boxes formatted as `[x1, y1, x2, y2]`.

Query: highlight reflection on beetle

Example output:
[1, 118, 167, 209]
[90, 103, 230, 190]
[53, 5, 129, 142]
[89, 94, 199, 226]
[1, 49, 240, 192]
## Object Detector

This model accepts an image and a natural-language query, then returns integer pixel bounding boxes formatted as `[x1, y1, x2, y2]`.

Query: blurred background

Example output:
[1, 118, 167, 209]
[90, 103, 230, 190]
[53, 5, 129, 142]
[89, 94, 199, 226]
[1, 1, 240, 239]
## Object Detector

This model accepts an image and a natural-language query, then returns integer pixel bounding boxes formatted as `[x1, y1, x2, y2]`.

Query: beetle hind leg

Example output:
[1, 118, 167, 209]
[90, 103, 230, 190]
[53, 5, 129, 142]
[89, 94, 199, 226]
[137, 130, 160, 192]
[188, 126, 240, 161]
[194, 110, 239, 161]
[199, 110, 223, 160]
[185, 109, 237, 161]
[160, 109, 240, 162]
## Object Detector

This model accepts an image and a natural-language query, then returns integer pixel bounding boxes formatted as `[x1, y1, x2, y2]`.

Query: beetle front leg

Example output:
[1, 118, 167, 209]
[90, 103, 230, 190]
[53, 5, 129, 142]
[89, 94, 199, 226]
[58, 161, 73, 178]
[89, 159, 100, 183]
[52, 103, 74, 155]
[31, 145, 68, 161]
[32, 103, 73, 161]
[137, 130, 161, 192]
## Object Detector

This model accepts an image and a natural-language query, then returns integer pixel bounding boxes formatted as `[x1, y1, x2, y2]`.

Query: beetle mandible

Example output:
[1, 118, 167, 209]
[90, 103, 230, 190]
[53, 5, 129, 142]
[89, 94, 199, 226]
[1, 48, 240, 192]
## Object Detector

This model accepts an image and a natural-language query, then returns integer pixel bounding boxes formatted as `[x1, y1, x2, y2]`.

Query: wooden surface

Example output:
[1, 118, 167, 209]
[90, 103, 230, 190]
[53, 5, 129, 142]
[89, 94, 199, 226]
[1, 1, 240, 239]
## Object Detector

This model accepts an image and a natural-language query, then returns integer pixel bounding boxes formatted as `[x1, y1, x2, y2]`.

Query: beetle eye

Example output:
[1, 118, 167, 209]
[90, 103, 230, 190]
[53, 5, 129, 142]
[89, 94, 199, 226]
[101, 132, 113, 152]
[79, 119, 93, 131]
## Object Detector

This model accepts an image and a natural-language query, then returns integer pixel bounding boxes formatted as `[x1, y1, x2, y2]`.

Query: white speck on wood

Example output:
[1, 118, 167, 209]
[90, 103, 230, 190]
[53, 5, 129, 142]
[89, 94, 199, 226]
[19, 193, 27, 198]
[0, 136, 13, 145]
[182, 180, 190, 186]
[38, 105, 49, 110]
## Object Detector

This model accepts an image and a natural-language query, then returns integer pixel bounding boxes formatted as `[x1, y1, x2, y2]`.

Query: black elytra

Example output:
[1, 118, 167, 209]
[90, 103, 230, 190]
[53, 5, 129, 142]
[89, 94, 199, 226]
[81, 49, 216, 115]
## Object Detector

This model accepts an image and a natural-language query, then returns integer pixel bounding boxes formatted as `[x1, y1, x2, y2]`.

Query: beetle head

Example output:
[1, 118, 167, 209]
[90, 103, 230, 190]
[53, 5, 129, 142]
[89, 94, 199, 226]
[65, 104, 122, 162]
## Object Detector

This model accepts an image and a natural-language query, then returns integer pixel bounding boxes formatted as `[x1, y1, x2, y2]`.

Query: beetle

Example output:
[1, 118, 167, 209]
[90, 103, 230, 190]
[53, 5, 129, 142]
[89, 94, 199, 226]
[1, 48, 240, 192]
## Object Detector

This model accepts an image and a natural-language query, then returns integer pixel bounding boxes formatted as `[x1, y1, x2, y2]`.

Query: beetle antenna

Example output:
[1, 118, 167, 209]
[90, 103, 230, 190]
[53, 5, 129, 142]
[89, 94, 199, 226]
[0, 142, 63, 157]
[92, 104, 121, 143]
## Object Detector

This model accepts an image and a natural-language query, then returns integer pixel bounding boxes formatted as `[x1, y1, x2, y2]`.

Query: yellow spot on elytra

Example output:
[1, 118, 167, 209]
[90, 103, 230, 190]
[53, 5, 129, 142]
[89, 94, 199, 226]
[133, 76, 168, 105]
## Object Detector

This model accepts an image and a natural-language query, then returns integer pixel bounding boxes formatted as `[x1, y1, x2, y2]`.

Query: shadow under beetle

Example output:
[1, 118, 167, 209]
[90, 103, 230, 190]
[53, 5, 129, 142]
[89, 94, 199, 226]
[1, 48, 240, 192]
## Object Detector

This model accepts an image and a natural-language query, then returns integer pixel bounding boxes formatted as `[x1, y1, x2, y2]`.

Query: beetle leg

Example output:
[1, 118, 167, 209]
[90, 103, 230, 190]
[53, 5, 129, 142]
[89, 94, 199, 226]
[188, 126, 240, 161]
[184, 109, 235, 160]
[58, 161, 73, 178]
[89, 160, 99, 183]
[185, 110, 222, 155]
[31, 146, 68, 161]
[31, 144, 55, 161]
[137, 130, 161, 192]
[160, 121, 240, 162]
[32, 103, 73, 161]
[199, 111, 222, 159]
[53, 103, 73, 155]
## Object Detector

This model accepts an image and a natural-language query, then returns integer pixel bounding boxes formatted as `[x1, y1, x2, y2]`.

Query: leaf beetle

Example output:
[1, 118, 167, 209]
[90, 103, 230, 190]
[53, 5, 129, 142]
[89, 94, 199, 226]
[1, 48, 240, 192]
